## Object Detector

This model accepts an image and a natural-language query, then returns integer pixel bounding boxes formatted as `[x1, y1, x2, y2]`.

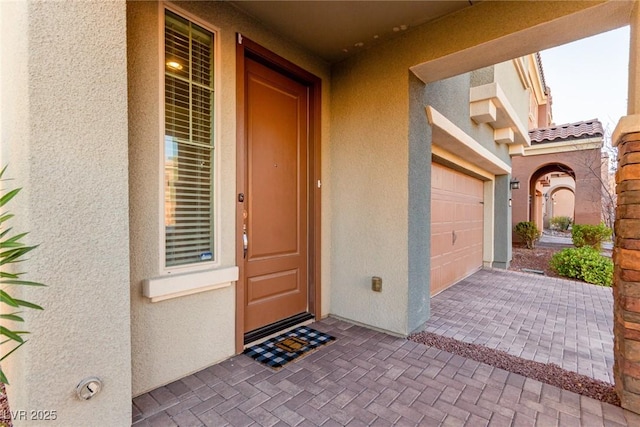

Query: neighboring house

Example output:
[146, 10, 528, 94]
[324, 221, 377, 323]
[508, 51, 606, 233]
[2, 1, 640, 423]
[512, 119, 605, 232]
[428, 56, 536, 294]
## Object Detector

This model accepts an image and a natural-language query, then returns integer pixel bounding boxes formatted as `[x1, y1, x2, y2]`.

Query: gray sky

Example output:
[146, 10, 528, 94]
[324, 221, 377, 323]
[540, 26, 630, 135]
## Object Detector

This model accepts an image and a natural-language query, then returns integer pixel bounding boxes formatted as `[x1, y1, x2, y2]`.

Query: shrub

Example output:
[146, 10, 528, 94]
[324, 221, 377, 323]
[550, 247, 613, 287]
[514, 221, 541, 249]
[0, 165, 45, 384]
[571, 222, 612, 250]
[549, 216, 572, 231]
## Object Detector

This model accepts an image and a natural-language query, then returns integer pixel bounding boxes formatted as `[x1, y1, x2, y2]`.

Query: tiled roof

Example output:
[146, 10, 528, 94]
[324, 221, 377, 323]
[535, 52, 549, 96]
[529, 119, 604, 143]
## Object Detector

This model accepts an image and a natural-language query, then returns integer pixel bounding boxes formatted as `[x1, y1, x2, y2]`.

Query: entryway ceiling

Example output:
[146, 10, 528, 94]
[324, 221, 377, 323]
[228, 1, 476, 63]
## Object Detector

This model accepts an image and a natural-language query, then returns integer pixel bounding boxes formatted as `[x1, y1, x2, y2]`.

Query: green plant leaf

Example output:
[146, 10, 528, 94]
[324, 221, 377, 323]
[0, 212, 14, 222]
[0, 340, 26, 383]
[0, 232, 29, 249]
[0, 313, 24, 322]
[0, 326, 25, 343]
[0, 164, 44, 385]
[0, 241, 26, 249]
[14, 299, 43, 310]
[0, 290, 20, 307]
[0, 340, 26, 362]
[0, 279, 45, 287]
[0, 245, 36, 257]
[0, 246, 36, 265]
[0, 271, 20, 279]
[0, 225, 13, 237]
[3, 231, 28, 243]
[0, 188, 20, 208]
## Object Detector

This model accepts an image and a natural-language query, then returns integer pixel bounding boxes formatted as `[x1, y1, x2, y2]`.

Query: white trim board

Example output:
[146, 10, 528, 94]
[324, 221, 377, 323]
[426, 105, 511, 175]
[144, 266, 239, 302]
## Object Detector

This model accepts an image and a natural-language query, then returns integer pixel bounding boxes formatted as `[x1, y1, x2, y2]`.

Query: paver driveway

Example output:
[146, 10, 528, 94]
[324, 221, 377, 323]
[133, 316, 638, 426]
[423, 269, 614, 383]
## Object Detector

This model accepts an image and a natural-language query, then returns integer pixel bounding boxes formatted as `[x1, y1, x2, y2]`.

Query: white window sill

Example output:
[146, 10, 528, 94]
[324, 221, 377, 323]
[143, 266, 239, 302]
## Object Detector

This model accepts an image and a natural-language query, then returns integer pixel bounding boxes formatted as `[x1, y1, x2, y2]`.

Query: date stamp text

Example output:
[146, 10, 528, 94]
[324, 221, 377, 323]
[1, 410, 57, 421]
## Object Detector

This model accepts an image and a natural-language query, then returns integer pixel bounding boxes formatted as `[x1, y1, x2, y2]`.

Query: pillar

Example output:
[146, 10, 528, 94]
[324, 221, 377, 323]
[613, 0, 640, 414]
[613, 130, 640, 412]
[0, 0, 132, 424]
[493, 175, 512, 268]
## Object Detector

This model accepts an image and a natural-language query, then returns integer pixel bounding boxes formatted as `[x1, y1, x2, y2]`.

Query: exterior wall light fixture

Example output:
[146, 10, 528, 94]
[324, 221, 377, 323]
[510, 179, 520, 190]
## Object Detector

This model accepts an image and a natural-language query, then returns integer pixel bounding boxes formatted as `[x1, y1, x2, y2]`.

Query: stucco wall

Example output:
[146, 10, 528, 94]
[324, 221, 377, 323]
[469, 60, 530, 149]
[494, 60, 530, 128]
[551, 188, 576, 219]
[330, 51, 410, 334]
[127, 1, 331, 395]
[1, 1, 132, 425]
[494, 176, 513, 268]
[427, 72, 512, 164]
[407, 74, 432, 333]
[471, 66, 494, 88]
[545, 176, 577, 224]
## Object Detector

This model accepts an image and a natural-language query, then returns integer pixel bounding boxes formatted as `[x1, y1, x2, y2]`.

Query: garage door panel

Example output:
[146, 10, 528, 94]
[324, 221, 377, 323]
[431, 198, 449, 223]
[434, 233, 449, 250]
[430, 163, 484, 296]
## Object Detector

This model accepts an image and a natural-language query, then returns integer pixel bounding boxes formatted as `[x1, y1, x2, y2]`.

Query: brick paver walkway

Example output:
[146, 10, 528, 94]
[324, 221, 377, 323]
[133, 317, 638, 426]
[423, 269, 614, 383]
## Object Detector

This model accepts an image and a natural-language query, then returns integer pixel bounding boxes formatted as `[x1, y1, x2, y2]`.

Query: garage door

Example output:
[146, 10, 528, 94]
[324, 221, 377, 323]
[431, 162, 484, 296]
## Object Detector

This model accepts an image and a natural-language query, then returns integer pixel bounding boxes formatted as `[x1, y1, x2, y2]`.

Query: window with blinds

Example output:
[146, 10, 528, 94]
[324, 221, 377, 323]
[164, 10, 215, 268]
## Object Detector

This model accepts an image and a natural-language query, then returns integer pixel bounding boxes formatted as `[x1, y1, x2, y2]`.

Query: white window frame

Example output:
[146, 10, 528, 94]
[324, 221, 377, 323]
[159, 2, 222, 275]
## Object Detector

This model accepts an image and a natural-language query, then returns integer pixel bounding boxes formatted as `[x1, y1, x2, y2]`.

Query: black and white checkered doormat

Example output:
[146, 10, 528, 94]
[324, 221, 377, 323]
[243, 326, 336, 369]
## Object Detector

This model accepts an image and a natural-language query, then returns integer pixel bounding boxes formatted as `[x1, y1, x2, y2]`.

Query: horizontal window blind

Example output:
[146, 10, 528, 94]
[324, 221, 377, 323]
[164, 10, 215, 267]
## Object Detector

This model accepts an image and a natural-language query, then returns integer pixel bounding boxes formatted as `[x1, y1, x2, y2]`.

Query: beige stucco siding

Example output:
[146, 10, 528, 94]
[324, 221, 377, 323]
[1, 1, 132, 425]
[330, 53, 410, 334]
[427, 73, 511, 162]
[494, 61, 530, 131]
[127, 1, 331, 395]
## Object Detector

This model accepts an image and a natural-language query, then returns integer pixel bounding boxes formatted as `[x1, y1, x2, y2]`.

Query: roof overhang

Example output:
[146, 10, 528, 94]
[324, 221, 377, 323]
[228, 1, 474, 64]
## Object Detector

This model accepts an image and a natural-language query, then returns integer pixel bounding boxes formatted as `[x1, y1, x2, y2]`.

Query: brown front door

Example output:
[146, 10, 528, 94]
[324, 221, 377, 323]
[241, 56, 309, 333]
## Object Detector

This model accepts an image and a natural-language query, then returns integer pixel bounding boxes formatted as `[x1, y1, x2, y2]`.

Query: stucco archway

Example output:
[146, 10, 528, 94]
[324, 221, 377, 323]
[546, 185, 576, 227]
[528, 163, 577, 231]
[512, 147, 603, 232]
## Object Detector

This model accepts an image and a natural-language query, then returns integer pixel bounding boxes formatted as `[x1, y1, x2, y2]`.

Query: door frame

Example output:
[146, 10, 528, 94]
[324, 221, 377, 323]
[235, 35, 322, 353]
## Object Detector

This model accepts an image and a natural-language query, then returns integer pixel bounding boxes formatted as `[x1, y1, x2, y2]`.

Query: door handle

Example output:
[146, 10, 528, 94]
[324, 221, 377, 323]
[243, 226, 248, 259]
[452, 230, 457, 245]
